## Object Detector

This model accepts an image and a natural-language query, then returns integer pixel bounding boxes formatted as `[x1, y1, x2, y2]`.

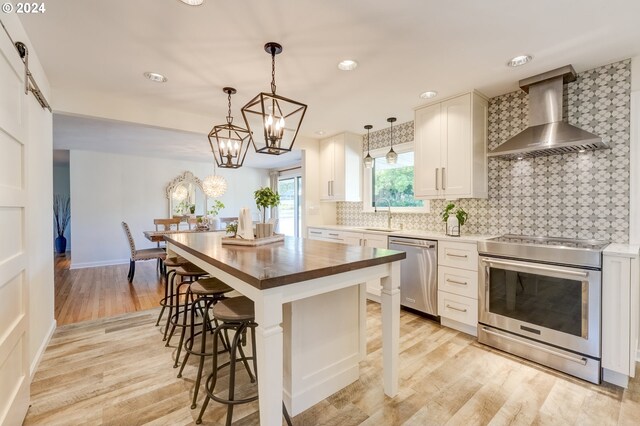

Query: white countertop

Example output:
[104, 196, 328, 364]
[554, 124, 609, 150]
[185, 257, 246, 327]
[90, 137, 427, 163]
[604, 243, 640, 258]
[308, 224, 495, 244]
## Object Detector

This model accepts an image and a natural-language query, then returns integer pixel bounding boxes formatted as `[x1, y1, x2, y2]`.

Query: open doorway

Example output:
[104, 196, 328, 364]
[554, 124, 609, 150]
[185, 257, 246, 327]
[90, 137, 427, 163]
[277, 168, 302, 238]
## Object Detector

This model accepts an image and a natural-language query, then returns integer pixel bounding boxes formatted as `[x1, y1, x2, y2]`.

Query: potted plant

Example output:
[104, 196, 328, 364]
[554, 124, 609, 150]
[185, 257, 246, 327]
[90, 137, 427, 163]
[207, 199, 225, 229]
[254, 187, 280, 238]
[441, 202, 468, 237]
[53, 195, 71, 254]
[226, 220, 238, 238]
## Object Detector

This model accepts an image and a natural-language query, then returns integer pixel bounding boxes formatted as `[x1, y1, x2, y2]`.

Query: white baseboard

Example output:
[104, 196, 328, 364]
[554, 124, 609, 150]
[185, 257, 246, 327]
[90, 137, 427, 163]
[30, 319, 56, 379]
[70, 258, 129, 269]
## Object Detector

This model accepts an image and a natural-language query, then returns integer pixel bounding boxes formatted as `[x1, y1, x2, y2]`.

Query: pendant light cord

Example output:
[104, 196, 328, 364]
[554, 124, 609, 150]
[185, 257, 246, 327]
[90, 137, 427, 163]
[390, 121, 394, 148]
[270, 49, 277, 94]
[226, 91, 233, 124]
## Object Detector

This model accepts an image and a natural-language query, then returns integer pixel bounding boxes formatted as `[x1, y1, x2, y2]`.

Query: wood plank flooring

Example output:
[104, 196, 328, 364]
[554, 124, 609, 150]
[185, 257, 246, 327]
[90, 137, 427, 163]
[27, 300, 640, 425]
[54, 254, 165, 325]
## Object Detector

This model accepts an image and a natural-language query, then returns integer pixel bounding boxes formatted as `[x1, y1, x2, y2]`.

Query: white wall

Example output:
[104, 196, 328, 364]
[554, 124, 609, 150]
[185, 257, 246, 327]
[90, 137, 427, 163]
[69, 150, 269, 268]
[631, 56, 640, 361]
[53, 164, 71, 249]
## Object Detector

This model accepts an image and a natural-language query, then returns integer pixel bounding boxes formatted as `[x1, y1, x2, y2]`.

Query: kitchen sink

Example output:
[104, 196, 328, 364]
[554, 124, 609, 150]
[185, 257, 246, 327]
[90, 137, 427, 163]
[360, 227, 401, 233]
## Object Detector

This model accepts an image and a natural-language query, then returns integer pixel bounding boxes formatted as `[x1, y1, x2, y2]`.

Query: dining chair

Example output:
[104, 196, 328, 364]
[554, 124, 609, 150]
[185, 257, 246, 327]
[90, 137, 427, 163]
[154, 218, 182, 247]
[121, 221, 167, 282]
[154, 218, 181, 231]
[187, 217, 198, 230]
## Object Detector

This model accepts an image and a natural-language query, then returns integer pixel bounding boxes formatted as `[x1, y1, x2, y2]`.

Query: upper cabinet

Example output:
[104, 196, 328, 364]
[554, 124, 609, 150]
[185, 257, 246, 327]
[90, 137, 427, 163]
[320, 132, 362, 202]
[414, 91, 488, 199]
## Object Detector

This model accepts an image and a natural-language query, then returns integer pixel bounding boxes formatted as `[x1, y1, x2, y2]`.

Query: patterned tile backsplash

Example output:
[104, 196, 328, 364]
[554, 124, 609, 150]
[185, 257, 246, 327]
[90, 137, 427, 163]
[337, 59, 631, 243]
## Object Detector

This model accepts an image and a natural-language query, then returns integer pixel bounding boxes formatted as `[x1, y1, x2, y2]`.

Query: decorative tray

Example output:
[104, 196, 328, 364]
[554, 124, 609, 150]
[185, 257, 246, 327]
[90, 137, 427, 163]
[221, 234, 285, 246]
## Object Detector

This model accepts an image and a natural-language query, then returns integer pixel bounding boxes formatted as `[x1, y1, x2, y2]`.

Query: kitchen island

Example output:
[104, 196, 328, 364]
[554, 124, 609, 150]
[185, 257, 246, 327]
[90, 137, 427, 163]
[164, 233, 406, 425]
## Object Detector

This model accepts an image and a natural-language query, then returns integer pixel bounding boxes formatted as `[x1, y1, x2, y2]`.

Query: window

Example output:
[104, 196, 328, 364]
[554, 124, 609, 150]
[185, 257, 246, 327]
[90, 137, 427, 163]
[363, 142, 429, 213]
[277, 173, 302, 237]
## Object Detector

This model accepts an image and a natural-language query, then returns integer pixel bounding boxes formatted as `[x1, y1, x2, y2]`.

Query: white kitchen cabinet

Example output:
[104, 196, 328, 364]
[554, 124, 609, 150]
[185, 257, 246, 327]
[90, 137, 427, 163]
[307, 227, 388, 301]
[414, 91, 488, 199]
[601, 246, 639, 388]
[319, 132, 362, 202]
[437, 240, 479, 336]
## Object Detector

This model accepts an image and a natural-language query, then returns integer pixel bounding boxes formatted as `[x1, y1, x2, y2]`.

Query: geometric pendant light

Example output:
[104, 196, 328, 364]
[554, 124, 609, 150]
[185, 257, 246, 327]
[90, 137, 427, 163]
[241, 42, 307, 156]
[385, 117, 398, 164]
[363, 125, 374, 169]
[208, 87, 251, 169]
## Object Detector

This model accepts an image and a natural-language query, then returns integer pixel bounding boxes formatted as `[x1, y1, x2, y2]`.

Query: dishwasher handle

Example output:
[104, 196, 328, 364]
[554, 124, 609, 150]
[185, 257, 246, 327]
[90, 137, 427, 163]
[389, 240, 436, 249]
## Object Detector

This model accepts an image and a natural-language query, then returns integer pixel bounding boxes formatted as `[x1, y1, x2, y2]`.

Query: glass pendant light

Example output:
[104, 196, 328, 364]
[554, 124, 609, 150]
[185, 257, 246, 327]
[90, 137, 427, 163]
[208, 87, 251, 169]
[385, 117, 398, 164]
[241, 42, 307, 155]
[363, 124, 374, 169]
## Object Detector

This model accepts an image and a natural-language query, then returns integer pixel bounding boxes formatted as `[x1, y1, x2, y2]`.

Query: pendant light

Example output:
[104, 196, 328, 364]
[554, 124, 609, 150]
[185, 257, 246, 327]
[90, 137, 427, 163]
[363, 124, 374, 169]
[386, 117, 398, 164]
[208, 87, 251, 169]
[241, 42, 307, 155]
[203, 166, 227, 198]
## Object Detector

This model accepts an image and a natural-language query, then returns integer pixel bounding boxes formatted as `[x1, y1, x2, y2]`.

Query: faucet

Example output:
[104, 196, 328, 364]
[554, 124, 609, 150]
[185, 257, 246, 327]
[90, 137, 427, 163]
[374, 198, 392, 229]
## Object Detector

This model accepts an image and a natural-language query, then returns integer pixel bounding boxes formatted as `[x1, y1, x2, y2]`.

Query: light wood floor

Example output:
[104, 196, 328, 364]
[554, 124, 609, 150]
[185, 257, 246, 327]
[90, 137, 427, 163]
[54, 254, 165, 325]
[27, 299, 640, 425]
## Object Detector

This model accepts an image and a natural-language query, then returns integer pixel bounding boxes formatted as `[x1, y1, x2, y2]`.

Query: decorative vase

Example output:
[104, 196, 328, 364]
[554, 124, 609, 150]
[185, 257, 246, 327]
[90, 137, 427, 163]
[55, 235, 67, 253]
[446, 216, 460, 237]
[255, 223, 273, 239]
[210, 216, 221, 230]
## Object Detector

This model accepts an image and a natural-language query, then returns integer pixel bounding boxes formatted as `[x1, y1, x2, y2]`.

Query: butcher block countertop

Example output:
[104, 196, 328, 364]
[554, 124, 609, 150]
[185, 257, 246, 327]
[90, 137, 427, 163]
[164, 233, 406, 290]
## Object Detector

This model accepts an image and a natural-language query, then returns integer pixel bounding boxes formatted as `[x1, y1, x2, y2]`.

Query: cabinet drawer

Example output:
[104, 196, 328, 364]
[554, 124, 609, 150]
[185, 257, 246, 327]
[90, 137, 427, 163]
[438, 266, 478, 299]
[438, 241, 478, 271]
[307, 228, 345, 243]
[438, 291, 478, 327]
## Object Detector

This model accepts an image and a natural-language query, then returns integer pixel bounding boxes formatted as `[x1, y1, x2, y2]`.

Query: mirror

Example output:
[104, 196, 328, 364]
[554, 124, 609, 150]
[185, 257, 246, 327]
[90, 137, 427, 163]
[166, 171, 209, 217]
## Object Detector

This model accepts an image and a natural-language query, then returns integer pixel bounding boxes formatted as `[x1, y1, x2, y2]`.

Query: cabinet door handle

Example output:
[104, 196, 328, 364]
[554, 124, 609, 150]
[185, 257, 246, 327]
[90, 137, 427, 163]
[328, 232, 339, 237]
[435, 168, 439, 190]
[446, 304, 467, 313]
[330, 180, 334, 197]
[310, 231, 322, 235]
[362, 239, 367, 246]
[446, 278, 467, 285]
[442, 167, 446, 190]
[327, 181, 330, 196]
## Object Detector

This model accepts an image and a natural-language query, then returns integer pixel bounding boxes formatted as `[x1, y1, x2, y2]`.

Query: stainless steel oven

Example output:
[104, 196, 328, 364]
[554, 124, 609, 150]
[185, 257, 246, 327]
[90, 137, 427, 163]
[477, 235, 608, 384]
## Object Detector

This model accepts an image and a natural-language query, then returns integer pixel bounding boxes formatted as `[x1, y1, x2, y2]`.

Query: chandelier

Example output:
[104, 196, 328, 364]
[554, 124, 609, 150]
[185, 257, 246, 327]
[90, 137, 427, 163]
[241, 42, 307, 155]
[208, 87, 251, 169]
[203, 174, 227, 198]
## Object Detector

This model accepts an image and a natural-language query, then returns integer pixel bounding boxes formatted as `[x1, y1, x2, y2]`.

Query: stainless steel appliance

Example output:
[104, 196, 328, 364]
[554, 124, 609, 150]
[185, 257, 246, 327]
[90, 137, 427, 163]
[488, 65, 606, 159]
[389, 237, 438, 316]
[477, 235, 609, 383]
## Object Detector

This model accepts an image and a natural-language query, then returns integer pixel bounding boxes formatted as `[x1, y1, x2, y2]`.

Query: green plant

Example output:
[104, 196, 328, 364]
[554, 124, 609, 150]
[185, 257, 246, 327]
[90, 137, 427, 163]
[254, 187, 280, 223]
[441, 203, 468, 226]
[189, 204, 196, 214]
[226, 220, 238, 237]
[208, 200, 225, 217]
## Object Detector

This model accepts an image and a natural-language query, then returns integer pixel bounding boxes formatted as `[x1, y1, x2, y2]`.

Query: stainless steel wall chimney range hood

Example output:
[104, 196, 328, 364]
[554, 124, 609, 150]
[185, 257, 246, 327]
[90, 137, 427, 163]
[488, 65, 607, 160]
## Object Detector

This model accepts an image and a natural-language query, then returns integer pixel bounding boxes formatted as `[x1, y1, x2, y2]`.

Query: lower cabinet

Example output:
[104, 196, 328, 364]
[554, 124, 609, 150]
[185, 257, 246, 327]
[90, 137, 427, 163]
[437, 240, 479, 336]
[307, 227, 388, 301]
[601, 247, 639, 388]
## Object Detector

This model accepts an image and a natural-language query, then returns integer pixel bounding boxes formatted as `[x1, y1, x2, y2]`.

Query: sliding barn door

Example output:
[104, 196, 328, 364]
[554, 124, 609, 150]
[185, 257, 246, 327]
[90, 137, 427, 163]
[0, 26, 30, 426]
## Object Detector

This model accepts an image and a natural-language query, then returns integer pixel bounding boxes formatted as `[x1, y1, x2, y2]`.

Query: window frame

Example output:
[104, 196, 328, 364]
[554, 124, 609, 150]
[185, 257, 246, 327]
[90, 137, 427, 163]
[362, 142, 430, 213]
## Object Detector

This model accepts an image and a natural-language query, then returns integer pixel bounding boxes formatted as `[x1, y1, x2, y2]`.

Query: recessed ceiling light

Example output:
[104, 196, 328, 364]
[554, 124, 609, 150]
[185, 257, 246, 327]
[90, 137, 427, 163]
[143, 72, 167, 83]
[419, 91, 438, 99]
[177, 0, 204, 5]
[579, 149, 586, 153]
[315, 130, 326, 136]
[507, 55, 533, 67]
[338, 60, 358, 71]
[516, 156, 524, 160]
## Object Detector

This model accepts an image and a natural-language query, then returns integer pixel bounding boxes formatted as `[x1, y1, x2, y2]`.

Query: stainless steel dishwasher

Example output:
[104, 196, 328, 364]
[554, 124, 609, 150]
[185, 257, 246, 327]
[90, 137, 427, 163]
[389, 236, 438, 316]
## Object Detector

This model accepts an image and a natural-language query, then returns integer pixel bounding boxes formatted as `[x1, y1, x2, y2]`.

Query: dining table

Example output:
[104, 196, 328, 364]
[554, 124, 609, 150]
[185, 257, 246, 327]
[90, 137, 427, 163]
[163, 232, 405, 425]
[143, 228, 225, 243]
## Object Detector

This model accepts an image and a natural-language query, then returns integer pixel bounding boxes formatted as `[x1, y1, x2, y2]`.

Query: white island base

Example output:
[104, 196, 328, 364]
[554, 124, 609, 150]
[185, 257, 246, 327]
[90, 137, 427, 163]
[282, 284, 366, 416]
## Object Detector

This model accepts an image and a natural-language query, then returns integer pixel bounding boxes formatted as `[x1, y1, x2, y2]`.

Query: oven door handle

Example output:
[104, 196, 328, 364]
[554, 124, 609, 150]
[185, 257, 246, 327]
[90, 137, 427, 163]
[481, 258, 589, 280]
[481, 327, 588, 366]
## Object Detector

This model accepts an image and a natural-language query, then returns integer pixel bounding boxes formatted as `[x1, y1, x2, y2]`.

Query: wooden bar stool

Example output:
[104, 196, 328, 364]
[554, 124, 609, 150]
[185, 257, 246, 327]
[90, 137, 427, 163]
[176, 277, 234, 409]
[195, 296, 292, 426]
[155, 255, 189, 329]
[165, 263, 209, 349]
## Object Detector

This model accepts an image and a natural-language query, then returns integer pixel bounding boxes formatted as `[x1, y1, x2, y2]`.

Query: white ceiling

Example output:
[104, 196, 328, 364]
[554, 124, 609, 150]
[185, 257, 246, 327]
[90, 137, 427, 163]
[52, 113, 302, 168]
[18, 0, 640, 162]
